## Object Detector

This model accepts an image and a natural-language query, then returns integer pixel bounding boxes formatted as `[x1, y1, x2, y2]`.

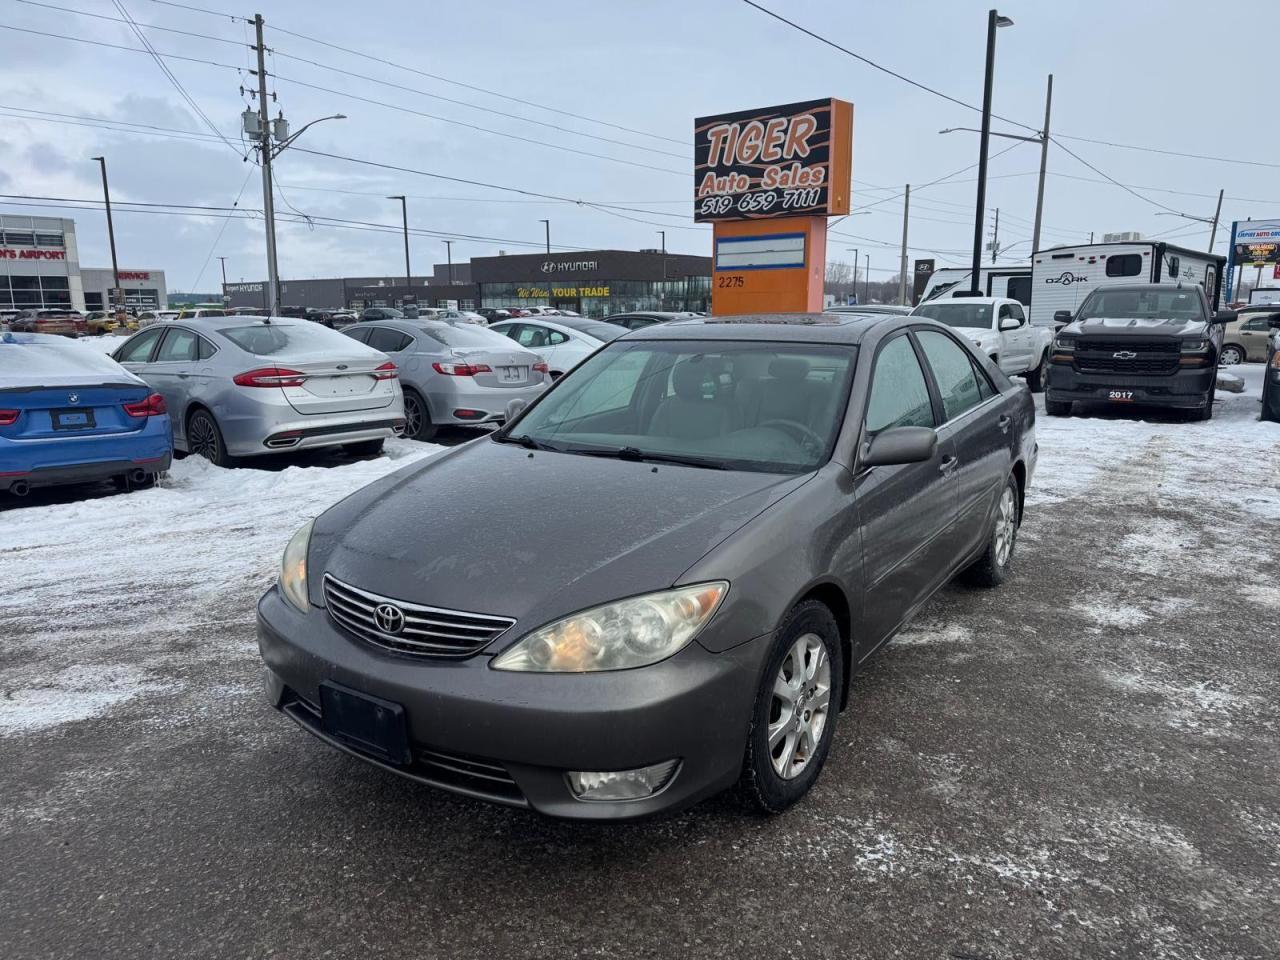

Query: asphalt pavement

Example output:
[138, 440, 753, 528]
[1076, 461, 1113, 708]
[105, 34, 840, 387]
[3, 382, 1278, 960]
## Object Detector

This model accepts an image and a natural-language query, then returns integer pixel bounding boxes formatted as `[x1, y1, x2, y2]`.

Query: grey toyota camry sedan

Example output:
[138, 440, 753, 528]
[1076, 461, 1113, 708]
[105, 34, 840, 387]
[257, 313, 1037, 820]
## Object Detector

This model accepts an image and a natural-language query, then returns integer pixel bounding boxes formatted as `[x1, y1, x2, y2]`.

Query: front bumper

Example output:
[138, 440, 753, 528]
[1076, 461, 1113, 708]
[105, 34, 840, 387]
[1045, 362, 1214, 409]
[256, 586, 769, 820]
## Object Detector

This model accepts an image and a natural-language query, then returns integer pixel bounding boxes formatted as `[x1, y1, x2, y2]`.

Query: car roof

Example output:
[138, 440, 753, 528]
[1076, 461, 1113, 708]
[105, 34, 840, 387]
[910, 296, 1010, 306]
[1089, 283, 1203, 294]
[0, 332, 143, 387]
[624, 313, 889, 344]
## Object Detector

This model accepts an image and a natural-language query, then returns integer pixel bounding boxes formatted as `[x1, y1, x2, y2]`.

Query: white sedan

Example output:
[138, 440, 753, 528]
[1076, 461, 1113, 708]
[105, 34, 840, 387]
[488, 316, 622, 379]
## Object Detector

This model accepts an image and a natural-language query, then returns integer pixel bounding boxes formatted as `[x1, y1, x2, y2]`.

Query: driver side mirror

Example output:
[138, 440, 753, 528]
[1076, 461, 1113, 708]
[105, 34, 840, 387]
[1053, 310, 1074, 326]
[862, 426, 938, 468]
[1213, 310, 1238, 324]
[998, 315, 1020, 331]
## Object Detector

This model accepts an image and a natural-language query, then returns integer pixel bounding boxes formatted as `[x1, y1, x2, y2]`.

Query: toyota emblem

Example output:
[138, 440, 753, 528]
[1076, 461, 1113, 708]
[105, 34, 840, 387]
[373, 603, 405, 634]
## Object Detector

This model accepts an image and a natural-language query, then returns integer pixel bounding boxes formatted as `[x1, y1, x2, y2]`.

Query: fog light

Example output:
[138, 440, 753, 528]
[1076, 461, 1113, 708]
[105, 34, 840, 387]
[567, 760, 680, 802]
[453, 408, 485, 420]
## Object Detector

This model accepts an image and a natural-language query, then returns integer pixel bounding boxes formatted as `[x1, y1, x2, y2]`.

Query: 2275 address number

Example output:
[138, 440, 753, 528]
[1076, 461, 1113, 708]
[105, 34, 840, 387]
[717, 275, 745, 288]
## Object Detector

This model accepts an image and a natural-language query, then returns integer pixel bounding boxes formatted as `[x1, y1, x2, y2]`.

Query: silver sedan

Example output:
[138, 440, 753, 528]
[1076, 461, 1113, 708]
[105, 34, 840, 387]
[343, 319, 548, 440]
[113, 317, 405, 466]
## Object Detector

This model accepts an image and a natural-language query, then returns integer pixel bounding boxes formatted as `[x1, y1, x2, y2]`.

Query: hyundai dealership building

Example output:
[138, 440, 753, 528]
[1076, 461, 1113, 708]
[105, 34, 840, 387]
[0, 215, 168, 312]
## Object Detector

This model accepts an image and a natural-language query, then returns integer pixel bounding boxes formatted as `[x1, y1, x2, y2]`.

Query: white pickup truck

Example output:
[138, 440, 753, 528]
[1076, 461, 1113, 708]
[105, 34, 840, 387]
[910, 296, 1054, 391]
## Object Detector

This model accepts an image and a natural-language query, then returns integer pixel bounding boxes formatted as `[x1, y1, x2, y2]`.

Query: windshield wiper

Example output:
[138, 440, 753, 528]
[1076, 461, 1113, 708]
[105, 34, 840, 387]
[569, 445, 727, 470]
[493, 433, 555, 451]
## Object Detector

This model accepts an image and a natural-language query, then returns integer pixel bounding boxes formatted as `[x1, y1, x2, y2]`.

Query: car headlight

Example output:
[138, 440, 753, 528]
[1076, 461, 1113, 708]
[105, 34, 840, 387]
[1181, 339, 1210, 353]
[491, 582, 728, 672]
[1052, 337, 1075, 352]
[279, 519, 314, 612]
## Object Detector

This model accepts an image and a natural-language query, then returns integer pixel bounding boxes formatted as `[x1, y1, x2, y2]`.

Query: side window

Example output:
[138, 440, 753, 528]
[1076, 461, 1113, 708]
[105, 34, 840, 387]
[155, 328, 199, 362]
[998, 304, 1014, 321]
[917, 330, 986, 421]
[1168, 256, 1180, 278]
[493, 324, 520, 342]
[565, 350, 651, 416]
[367, 327, 411, 353]
[865, 335, 935, 433]
[197, 336, 216, 360]
[1106, 254, 1143, 278]
[1008, 302, 1026, 322]
[345, 326, 373, 344]
[1243, 317, 1270, 331]
[547, 330, 570, 346]
[115, 328, 163, 363]
[971, 358, 996, 400]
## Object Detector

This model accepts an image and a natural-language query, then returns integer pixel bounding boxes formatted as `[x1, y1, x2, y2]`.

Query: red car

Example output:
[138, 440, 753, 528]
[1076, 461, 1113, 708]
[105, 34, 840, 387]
[10, 311, 81, 337]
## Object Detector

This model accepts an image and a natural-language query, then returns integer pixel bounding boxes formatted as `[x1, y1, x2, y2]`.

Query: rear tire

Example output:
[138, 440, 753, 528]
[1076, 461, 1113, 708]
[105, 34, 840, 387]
[343, 438, 385, 457]
[1045, 396, 1072, 417]
[1024, 350, 1048, 392]
[1219, 344, 1245, 366]
[740, 600, 843, 815]
[186, 408, 238, 468]
[402, 389, 438, 441]
[962, 474, 1020, 588]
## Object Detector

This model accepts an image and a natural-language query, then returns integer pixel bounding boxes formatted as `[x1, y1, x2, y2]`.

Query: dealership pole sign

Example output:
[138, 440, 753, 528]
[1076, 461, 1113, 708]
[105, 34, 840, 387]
[1226, 219, 1280, 300]
[696, 98, 853, 315]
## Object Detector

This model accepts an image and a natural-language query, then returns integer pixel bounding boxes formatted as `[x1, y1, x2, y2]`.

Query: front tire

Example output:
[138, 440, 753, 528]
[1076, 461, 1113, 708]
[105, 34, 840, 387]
[186, 408, 238, 468]
[962, 474, 1020, 587]
[1194, 393, 1214, 421]
[1045, 395, 1072, 416]
[1219, 344, 1245, 366]
[740, 601, 843, 815]
[1025, 350, 1048, 392]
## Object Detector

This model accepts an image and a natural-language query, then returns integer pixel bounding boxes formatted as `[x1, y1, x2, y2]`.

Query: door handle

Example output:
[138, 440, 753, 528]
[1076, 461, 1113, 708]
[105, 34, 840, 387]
[997, 414, 1011, 433]
[938, 455, 958, 475]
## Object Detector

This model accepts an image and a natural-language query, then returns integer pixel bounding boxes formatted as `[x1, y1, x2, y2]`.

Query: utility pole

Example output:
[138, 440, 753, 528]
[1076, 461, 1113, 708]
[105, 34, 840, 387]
[990, 207, 1000, 264]
[846, 247, 859, 303]
[443, 240, 454, 283]
[1089, 231, 1094, 244]
[90, 157, 121, 314]
[539, 219, 551, 254]
[658, 230, 666, 255]
[969, 9, 1013, 295]
[864, 253, 870, 305]
[1209, 188, 1224, 249]
[898, 184, 910, 306]
[1031, 74, 1052, 255]
[387, 195, 410, 286]
[249, 15, 280, 314]
[217, 256, 228, 304]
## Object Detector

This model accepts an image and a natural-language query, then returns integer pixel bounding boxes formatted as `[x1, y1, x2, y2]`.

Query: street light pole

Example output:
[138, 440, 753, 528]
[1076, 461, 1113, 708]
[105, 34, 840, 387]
[658, 230, 666, 255]
[90, 156, 120, 313]
[387, 195, 410, 286]
[1031, 74, 1053, 255]
[539, 219, 550, 254]
[898, 184, 910, 306]
[217, 256, 228, 305]
[846, 247, 859, 304]
[443, 240, 454, 284]
[969, 9, 1013, 295]
[1208, 188, 1224, 250]
[864, 254, 871, 304]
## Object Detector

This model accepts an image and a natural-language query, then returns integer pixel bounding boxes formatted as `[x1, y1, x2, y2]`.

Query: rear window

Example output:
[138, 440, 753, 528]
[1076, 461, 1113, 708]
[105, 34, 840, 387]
[418, 324, 514, 349]
[577, 323, 624, 341]
[220, 323, 345, 356]
[1105, 254, 1143, 278]
[913, 302, 994, 328]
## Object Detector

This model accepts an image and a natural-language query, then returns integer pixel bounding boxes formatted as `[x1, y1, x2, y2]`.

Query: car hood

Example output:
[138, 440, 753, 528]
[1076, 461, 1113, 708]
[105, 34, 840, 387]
[310, 439, 810, 643]
[1061, 316, 1210, 338]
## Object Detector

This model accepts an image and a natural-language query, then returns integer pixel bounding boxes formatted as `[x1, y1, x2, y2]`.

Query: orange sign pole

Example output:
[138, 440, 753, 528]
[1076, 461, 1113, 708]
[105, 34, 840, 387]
[694, 98, 853, 315]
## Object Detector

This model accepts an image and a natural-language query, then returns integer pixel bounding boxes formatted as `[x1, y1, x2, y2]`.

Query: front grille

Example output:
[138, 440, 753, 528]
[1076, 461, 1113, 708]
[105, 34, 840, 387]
[323, 574, 515, 658]
[1075, 337, 1179, 376]
[417, 748, 524, 803]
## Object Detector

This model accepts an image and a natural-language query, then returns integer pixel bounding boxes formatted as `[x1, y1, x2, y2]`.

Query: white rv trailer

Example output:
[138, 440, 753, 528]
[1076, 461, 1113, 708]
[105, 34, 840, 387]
[1029, 242, 1225, 327]
[918, 265, 1032, 306]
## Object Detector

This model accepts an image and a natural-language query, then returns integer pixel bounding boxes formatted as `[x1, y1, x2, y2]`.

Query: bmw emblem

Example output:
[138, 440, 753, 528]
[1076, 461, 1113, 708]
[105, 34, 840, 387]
[373, 603, 405, 635]
[67, 393, 79, 404]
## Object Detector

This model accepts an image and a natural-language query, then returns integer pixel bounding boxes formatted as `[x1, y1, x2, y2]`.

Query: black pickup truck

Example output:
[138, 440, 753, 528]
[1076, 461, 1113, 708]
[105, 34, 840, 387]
[1044, 283, 1236, 421]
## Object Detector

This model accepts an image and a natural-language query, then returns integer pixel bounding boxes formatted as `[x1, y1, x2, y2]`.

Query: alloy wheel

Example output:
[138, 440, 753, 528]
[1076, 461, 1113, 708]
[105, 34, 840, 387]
[994, 484, 1017, 567]
[768, 633, 832, 780]
[404, 394, 423, 438]
[1219, 345, 1244, 367]
[188, 414, 218, 461]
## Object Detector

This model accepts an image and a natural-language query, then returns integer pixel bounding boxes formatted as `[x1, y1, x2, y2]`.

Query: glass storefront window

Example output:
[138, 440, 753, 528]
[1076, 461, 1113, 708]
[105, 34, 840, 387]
[10, 275, 41, 307]
[479, 277, 710, 319]
[2, 231, 35, 246]
[34, 233, 64, 247]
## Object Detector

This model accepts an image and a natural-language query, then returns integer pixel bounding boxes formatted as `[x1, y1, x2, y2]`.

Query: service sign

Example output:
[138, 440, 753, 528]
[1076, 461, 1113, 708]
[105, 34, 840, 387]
[694, 98, 852, 223]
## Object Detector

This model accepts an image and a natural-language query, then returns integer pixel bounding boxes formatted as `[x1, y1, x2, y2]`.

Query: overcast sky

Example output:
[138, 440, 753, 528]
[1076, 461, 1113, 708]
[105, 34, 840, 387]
[2, 0, 1275, 292]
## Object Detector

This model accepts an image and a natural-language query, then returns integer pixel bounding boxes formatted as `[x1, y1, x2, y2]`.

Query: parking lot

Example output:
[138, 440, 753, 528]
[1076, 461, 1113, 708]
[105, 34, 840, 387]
[2, 367, 1278, 960]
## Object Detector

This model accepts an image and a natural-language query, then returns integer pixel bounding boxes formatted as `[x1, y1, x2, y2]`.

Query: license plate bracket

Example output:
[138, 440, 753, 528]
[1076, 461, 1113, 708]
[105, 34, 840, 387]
[319, 681, 410, 765]
[51, 408, 96, 430]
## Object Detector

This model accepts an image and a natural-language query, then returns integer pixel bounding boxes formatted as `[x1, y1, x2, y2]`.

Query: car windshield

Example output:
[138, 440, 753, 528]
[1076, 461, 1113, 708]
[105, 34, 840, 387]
[220, 322, 343, 355]
[912, 302, 994, 328]
[504, 340, 856, 474]
[1078, 289, 1206, 322]
[418, 323, 514, 349]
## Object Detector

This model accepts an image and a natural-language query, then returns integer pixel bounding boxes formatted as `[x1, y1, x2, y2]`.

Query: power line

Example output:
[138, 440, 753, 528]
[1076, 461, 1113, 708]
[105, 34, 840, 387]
[1054, 133, 1280, 171]
[0, 21, 244, 68]
[142, 0, 244, 19]
[15, 0, 246, 45]
[262, 22, 685, 146]
[189, 166, 255, 291]
[1048, 136, 1183, 216]
[271, 73, 686, 177]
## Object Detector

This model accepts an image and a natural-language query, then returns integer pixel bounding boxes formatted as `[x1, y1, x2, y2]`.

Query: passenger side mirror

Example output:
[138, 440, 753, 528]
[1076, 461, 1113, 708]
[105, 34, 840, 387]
[862, 426, 938, 468]
[1053, 310, 1074, 325]
[505, 398, 529, 422]
[998, 316, 1020, 331]
[1212, 310, 1238, 324]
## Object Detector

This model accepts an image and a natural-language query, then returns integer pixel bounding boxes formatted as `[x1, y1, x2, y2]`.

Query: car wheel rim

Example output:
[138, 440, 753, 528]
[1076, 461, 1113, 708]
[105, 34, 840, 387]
[1221, 347, 1242, 366]
[189, 416, 217, 460]
[768, 633, 832, 780]
[404, 396, 422, 437]
[994, 485, 1017, 567]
